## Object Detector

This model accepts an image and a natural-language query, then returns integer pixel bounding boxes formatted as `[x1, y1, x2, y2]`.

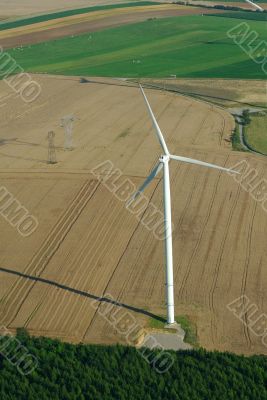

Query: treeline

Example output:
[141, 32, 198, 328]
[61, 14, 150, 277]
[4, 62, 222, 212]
[230, 125, 244, 151]
[0, 330, 267, 399]
[208, 11, 267, 21]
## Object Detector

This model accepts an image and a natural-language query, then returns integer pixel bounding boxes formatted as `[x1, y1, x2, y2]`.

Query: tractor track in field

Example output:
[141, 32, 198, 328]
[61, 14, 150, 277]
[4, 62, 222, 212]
[1, 179, 99, 327]
[167, 100, 193, 146]
[23, 203, 120, 331]
[240, 182, 259, 347]
[212, 108, 226, 147]
[82, 180, 162, 339]
[208, 182, 241, 345]
[177, 169, 220, 298]
[27, 181, 125, 332]
[178, 155, 230, 300]
[192, 111, 210, 145]
[172, 167, 200, 284]
[45, 198, 128, 333]
[5, 180, 99, 326]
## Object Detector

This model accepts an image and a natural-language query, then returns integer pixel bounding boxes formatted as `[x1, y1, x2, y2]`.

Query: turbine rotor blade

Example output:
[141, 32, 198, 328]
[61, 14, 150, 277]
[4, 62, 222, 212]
[127, 162, 163, 206]
[140, 84, 169, 155]
[245, 0, 264, 11]
[170, 155, 239, 174]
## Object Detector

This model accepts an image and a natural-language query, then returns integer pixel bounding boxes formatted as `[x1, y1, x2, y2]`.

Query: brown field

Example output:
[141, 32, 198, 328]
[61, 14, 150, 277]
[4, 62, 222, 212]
[0, 74, 267, 355]
[0, 0, 133, 17]
[0, 4, 221, 49]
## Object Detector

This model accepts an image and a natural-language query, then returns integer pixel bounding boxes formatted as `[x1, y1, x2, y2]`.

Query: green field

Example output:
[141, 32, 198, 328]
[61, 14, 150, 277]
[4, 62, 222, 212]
[245, 115, 267, 154]
[6, 15, 267, 78]
[0, 2, 159, 31]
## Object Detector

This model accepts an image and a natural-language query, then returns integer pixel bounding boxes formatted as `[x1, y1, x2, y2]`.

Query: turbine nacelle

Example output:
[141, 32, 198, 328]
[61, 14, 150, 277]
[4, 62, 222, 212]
[159, 154, 170, 163]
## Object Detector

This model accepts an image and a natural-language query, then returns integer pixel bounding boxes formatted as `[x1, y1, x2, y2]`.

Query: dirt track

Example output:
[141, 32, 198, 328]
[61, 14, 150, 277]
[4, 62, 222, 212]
[0, 5, 223, 49]
[0, 75, 266, 355]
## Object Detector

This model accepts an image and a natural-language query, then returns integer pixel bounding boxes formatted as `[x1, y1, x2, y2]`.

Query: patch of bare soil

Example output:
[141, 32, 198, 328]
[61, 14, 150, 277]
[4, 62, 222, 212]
[0, 0, 131, 17]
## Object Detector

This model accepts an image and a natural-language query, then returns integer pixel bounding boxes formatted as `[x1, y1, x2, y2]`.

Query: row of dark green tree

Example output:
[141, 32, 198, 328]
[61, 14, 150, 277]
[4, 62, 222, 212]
[0, 329, 266, 400]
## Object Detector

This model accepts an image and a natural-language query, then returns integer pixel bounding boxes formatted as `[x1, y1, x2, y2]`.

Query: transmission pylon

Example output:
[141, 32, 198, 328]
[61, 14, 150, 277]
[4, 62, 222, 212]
[60, 115, 76, 151]
[47, 131, 57, 164]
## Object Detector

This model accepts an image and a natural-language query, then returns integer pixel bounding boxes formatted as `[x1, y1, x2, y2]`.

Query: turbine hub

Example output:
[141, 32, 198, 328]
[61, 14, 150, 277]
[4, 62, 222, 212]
[159, 154, 170, 163]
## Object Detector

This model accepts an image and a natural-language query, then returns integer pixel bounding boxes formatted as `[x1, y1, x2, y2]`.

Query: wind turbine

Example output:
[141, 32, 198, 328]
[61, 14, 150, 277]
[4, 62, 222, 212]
[128, 85, 238, 325]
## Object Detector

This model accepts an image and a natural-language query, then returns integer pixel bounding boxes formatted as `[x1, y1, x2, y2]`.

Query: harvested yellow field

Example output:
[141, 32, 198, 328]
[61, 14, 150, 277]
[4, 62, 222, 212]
[0, 75, 267, 355]
[0, 0, 131, 17]
[146, 78, 267, 107]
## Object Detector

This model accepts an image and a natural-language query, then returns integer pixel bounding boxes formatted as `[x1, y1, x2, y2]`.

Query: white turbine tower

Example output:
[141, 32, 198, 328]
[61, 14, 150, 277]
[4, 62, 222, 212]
[128, 85, 238, 325]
